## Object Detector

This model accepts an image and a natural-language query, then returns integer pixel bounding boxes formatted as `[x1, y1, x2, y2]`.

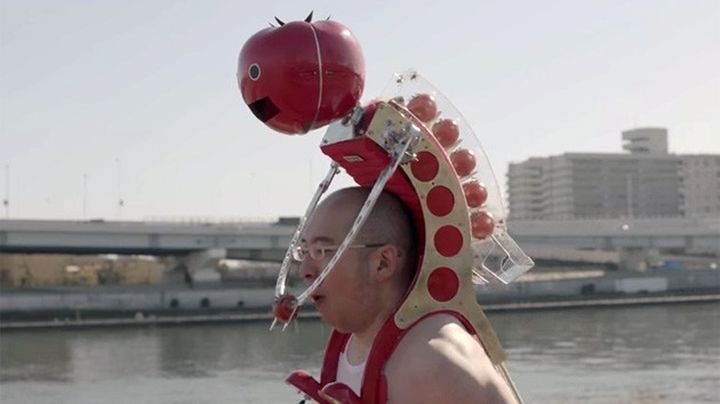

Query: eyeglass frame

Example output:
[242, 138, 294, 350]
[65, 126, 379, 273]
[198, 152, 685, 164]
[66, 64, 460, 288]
[292, 242, 387, 262]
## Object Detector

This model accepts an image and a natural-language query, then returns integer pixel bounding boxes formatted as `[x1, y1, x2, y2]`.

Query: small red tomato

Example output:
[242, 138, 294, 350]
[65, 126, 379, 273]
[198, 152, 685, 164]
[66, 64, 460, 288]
[463, 181, 488, 208]
[432, 119, 460, 148]
[471, 211, 495, 239]
[273, 293, 298, 323]
[450, 148, 476, 177]
[407, 93, 437, 122]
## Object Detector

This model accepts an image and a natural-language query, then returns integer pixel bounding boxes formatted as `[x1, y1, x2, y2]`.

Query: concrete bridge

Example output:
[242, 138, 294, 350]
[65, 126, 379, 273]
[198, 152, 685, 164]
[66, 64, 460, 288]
[508, 216, 719, 251]
[1, 216, 718, 269]
[0, 219, 295, 261]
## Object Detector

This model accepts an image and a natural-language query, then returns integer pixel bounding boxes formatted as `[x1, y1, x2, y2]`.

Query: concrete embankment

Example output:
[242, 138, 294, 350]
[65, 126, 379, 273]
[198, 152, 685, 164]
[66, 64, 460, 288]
[476, 267, 720, 303]
[1, 269, 718, 329]
[1, 293, 718, 330]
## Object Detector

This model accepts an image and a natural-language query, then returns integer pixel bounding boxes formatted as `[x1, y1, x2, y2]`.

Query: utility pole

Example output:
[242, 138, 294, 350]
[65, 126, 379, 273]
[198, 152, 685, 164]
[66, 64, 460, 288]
[3, 164, 9, 219]
[83, 173, 88, 219]
[116, 158, 124, 220]
[626, 174, 634, 219]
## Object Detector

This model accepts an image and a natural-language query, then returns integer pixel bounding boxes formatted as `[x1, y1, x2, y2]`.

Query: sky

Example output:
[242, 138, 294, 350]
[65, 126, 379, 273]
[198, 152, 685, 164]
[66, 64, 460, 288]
[1, 0, 718, 221]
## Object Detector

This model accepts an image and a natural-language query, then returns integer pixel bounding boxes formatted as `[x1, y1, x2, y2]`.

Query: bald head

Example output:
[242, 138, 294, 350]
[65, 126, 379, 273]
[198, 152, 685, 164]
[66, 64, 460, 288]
[314, 187, 417, 278]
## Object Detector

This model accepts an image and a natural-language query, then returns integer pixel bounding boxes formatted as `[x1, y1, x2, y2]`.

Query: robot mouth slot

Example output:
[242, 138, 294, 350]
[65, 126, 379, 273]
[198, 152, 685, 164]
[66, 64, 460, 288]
[247, 97, 280, 123]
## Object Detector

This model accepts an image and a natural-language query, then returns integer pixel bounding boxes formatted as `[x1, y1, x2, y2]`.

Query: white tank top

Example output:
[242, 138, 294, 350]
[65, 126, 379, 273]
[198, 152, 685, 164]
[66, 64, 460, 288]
[336, 340, 367, 396]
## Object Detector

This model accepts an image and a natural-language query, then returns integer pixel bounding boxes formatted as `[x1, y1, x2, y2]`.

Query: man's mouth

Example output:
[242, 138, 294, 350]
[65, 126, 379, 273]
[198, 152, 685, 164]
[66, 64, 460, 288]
[247, 96, 280, 123]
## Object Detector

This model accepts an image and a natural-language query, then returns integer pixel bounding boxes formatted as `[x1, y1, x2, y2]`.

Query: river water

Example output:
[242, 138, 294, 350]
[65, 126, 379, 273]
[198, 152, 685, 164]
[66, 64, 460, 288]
[1, 303, 718, 404]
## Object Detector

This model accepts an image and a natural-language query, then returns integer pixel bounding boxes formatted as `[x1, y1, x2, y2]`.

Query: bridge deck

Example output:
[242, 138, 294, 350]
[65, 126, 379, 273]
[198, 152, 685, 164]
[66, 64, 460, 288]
[1, 217, 718, 257]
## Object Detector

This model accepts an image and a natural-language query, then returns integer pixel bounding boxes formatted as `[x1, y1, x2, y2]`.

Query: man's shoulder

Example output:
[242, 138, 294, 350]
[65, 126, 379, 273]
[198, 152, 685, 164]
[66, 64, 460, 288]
[384, 313, 516, 404]
[386, 313, 485, 375]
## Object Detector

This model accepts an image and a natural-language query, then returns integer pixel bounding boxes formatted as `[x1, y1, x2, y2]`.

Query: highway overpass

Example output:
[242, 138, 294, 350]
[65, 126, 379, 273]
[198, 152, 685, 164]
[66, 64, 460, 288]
[0, 219, 295, 261]
[2, 216, 718, 261]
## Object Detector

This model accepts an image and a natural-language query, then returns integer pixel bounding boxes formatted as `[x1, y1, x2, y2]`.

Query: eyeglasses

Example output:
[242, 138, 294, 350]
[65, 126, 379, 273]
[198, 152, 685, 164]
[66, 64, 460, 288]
[292, 242, 386, 262]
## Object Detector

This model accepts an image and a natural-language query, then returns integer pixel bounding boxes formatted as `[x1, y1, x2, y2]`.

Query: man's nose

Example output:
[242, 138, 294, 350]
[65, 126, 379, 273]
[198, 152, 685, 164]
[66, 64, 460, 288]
[298, 259, 318, 285]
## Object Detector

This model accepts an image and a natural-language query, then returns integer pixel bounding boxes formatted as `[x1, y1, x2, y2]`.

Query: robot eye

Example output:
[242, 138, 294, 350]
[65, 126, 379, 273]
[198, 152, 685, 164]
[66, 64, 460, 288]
[248, 63, 261, 81]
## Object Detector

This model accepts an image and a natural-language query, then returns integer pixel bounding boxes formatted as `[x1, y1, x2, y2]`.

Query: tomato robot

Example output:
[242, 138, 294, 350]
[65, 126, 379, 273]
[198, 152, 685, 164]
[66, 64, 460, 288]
[237, 13, 364, 134]
[237, 15, 533, 404]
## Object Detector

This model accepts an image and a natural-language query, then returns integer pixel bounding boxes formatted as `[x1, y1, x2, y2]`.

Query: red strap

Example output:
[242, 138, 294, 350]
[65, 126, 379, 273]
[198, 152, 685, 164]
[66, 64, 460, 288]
[320, 330, 351, 384]
[361, 310, 479, 403]
[360, 317, 403, 403]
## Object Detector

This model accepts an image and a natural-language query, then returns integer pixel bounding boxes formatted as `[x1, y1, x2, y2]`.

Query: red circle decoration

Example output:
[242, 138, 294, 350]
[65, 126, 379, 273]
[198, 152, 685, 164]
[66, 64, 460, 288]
[434, 225, 464, 257]
[463, 181, 488, 208]
[427, 267, 460, 302]
[411, 151, 439, 182]
[427, 186, 455, 217]
[471, 211, 495, 239]
[407, 94, 437, 122]
[432, 119, 460, 148]
[450, 149, 476, 177]
[273, 293, 298, 323]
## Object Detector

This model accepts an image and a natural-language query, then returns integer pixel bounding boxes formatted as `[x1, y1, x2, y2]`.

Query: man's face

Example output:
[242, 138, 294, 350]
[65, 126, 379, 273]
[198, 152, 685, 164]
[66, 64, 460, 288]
[298, 201, 379, 333]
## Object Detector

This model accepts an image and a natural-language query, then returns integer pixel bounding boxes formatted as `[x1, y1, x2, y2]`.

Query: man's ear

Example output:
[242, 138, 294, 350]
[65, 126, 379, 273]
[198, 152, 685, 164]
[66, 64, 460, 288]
[371, 245, 401, 282]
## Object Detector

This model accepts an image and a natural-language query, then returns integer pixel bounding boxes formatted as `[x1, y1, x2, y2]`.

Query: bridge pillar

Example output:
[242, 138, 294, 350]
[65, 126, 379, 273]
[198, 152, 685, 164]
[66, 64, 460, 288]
[618, 247, 658, 271]
[178, 248, 227, 286]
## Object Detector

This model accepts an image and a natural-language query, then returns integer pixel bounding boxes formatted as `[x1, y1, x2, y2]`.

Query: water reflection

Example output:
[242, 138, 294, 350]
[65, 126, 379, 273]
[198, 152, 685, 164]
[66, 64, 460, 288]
[0, 303, 718, 403]
[491, 304, 720, 403]
[69, 328, 162, 382]
[493, 303, 720, 371]
[156, 321, 329, 378]
[0, 330, 72, 382]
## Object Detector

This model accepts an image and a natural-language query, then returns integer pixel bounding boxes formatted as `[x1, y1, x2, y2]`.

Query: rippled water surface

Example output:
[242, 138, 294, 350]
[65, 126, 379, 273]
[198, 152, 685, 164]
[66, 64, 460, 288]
[2, 303, 718, 403]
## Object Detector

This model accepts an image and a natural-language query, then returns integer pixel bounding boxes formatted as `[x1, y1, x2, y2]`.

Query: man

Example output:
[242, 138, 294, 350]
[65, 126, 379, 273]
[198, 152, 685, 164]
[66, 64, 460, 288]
[298, 187, 517, 404]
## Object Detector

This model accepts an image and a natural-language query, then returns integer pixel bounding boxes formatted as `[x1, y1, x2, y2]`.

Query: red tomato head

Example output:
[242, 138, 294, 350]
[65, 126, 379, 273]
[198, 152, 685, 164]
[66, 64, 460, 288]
[237, 18, 365, 135]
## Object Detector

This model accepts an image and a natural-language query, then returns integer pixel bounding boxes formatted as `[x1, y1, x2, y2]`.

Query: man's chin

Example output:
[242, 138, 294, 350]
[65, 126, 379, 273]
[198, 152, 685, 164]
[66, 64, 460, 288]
[315, 308, 344, 331]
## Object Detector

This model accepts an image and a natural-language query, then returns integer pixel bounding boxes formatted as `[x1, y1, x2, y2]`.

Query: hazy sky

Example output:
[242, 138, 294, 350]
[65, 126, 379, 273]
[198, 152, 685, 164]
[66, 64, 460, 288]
[1, 0, 718, 221]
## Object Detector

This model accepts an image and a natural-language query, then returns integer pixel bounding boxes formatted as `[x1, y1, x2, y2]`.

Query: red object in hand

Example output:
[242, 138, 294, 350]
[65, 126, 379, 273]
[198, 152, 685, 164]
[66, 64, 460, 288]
[432, 119, 460, 148]
[321, 382, 362, 404]
[450, 148, 476, 177]
[238, 18, 365, 134]
[407, 93, 437, 122]
[471, 211, 495, 239]
[286, 370, 324, 403]
[463, 181, 488, 208]
[273, 293, 299, 323]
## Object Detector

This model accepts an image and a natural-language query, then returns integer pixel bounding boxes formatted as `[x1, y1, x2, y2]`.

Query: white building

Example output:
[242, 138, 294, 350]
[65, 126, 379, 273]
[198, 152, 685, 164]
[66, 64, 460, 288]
[681, 155, 720, 216]
[508, 128, 719, 220]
